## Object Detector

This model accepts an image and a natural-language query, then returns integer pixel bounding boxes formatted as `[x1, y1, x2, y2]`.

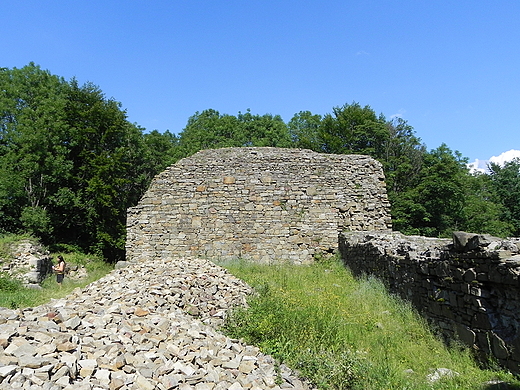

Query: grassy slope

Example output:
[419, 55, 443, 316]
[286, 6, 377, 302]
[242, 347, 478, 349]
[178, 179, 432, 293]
[221, 257, 520, 390]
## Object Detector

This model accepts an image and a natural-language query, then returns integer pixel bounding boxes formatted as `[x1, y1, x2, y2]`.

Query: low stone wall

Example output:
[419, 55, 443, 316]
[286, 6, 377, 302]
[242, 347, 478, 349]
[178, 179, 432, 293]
[127, 147, 391, 264]
[339, 230, 520, 373]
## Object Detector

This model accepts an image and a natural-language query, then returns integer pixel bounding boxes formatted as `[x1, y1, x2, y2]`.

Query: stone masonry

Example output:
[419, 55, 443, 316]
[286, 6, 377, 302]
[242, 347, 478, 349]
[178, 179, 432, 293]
[340, 230, 520, 374]
[126, 147, 392, 264]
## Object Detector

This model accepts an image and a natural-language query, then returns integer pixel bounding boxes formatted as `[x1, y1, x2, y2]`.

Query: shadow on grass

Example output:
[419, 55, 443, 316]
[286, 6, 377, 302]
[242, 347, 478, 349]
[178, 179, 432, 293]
[483, 382, 520, 390]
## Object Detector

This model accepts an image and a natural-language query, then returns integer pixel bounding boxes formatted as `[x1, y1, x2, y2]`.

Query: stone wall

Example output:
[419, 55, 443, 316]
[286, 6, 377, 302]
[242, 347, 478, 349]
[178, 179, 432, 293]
[127, 147, 392, 264]
[339, 230, 520, 373]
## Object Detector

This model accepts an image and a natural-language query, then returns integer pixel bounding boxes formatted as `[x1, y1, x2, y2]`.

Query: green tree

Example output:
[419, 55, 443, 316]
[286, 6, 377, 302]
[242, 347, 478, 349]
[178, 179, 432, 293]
[177, 109, 291, 159]
[0, 64, 161, 260]
[287, 111, 322, 150]
[461, 172, 513, 237]
[236, 110, 291, 148]
[391, 144, 468, 237]
[0, 63, 70, 238]
[318, 102, 389, 156]
[143, 129, 180, 173]
[60, 79, 153, 259]
[380, 117, 426, 194]
[489, 158, 520, 235]
[176, 109, 241, 158]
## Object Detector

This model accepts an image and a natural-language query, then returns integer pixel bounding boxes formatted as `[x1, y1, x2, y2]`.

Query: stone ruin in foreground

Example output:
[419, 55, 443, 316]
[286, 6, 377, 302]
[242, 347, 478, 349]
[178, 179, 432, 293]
[126, 147, 520, 374]
[126, 147, 392, 264]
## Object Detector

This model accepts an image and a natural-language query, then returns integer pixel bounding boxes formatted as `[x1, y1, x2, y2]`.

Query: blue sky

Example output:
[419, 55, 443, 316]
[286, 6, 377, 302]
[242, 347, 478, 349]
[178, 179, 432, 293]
[2, 1, 519, 167]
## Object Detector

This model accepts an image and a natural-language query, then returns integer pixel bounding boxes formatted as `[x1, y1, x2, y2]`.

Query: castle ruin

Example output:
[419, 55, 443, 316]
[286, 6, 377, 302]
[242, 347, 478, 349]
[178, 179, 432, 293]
[126, 147, 392, 264]
[126, 146, 520, 374]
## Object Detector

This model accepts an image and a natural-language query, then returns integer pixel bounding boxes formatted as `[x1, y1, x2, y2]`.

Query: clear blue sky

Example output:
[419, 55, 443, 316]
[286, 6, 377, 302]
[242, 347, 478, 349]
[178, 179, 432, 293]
[2, 1, 519, 164]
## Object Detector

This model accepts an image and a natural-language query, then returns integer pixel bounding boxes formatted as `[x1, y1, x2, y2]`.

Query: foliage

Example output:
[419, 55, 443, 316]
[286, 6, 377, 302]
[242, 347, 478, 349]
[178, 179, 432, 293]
[318, 102, 389, 157]
[0, 276, 23, 293]
[391, 144, 469, 237]
[222, 258, 520, 390]
[461, 172, 514, 237]
[0, 64, 177, 261]
[0, 63, 69, 235]
[176, 108, 291, 159]
[287, 110, 322, 150]
[379, 117, 426, 194]
[489, 158, 520, 236]
[143, 129, 180, 172]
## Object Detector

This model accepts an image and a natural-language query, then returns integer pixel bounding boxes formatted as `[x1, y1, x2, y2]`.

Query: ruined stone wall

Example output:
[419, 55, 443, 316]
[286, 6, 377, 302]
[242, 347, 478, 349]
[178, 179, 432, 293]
[340, 230, 520, 373]
[127, 147, 392, 264]
[0, 240, 88, 287]
[0, 240, 53, 287]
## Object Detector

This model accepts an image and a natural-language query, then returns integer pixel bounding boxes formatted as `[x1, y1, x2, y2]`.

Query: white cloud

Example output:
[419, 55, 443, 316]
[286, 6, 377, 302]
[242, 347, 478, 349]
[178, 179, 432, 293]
[489, 149, 520, 166]
[468, 149, 520, 174]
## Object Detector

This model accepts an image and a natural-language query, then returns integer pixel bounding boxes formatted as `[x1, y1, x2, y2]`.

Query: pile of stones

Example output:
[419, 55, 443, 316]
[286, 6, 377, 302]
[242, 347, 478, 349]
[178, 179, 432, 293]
[0, 257, 314, 390]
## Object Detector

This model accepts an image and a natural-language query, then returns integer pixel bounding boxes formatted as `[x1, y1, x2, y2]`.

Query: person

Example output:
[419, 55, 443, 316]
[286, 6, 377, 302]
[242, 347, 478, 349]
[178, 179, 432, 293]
[53, 255, 66, 287]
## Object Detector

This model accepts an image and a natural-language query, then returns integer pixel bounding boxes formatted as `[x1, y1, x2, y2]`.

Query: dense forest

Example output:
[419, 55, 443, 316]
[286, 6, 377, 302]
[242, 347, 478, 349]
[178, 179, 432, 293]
[1, 63, 519, 261]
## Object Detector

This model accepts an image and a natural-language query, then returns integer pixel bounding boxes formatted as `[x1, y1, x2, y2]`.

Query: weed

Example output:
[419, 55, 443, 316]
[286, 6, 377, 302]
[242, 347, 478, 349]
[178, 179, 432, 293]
[0, 275, 23, 293]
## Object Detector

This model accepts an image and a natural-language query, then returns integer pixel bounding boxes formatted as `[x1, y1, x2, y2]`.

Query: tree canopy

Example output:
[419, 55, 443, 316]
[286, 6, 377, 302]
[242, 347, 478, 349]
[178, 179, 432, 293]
[175, 109, 291, 160]
[0, 64, 175, 260]
[489, 158, 520, 236]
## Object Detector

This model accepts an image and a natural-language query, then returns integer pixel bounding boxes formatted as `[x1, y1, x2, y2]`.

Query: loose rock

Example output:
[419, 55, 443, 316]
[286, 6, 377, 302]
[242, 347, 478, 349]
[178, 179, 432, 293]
[0, 257, 314, 389]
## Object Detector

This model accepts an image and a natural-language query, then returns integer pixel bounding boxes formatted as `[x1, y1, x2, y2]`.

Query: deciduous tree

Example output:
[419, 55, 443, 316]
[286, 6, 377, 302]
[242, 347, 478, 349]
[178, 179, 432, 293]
[177, 109, 291, 159]
[0, 64, 161, 260]
[318, 102, 388, 156]
[287, 111, 322, 151]
[391, 144, 468, 237]
[489, 158, 520, 235]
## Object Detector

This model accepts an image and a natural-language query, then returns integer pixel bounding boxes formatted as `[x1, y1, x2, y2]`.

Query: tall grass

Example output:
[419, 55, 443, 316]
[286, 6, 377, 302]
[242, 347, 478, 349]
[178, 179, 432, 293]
[221, 257, 520, 390]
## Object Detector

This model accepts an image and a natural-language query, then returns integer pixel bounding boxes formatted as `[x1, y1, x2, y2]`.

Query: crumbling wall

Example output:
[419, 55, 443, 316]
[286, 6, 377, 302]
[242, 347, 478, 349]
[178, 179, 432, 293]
[127, 147, 392, 264]
[340, 230, 520, 373]
[0, 239, 53, 287]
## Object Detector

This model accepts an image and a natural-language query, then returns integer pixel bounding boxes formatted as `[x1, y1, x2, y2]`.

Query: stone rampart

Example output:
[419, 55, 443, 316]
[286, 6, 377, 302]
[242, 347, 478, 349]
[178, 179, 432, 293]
[126, 147, 392, 264]
[340, 230, 520, 373]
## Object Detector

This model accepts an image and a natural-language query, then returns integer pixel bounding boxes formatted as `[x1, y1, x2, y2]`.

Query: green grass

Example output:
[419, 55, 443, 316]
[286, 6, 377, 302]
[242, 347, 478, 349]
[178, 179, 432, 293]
[220, 257, 520, 390]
